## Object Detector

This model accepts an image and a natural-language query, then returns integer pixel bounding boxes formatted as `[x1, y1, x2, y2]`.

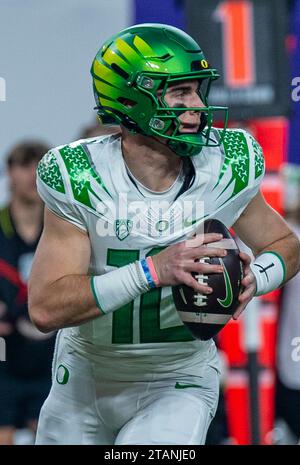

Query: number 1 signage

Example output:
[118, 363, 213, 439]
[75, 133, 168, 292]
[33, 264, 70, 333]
[186, 0, 290, 119]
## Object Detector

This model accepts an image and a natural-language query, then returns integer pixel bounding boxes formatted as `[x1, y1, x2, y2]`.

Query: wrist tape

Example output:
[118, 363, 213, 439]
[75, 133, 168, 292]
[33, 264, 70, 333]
[91, 259, 159, 315]
[250, 251, 286, 296]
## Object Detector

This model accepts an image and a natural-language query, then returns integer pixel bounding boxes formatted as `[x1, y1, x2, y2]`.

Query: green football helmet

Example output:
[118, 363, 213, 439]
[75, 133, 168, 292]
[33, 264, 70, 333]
[91, 23, 228, 157]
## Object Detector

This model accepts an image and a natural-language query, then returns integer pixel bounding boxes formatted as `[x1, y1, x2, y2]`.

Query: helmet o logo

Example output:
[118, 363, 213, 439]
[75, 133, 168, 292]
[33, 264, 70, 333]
[201, 60, 208, 69]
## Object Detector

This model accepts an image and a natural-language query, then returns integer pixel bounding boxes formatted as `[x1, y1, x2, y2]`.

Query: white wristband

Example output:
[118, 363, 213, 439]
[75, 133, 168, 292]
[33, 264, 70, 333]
[250, 251, 286, 296]
[91, 261, 150, 315]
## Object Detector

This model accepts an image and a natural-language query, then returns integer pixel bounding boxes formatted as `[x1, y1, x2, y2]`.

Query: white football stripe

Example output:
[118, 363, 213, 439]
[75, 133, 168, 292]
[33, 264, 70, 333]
[178, 311, 232, 325]
[179, 287, 187, 305]
[205, 239, 238, 250]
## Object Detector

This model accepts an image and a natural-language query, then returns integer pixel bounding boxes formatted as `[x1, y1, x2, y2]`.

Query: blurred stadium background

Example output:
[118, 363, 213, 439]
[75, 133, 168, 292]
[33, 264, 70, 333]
[1, 0, 300, 445]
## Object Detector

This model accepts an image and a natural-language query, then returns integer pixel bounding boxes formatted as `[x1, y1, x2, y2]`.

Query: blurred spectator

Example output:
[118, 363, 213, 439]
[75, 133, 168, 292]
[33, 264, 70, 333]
[78, 118, 120, 139]
[275, 203, 300, 443]
[0, 141, 56, 445]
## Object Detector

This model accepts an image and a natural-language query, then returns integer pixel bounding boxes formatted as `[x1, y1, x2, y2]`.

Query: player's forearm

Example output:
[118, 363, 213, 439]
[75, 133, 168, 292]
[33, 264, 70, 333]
[29, 275, 100, 333]
[255, 231, 300, 283]
[29, 259, 151, 333]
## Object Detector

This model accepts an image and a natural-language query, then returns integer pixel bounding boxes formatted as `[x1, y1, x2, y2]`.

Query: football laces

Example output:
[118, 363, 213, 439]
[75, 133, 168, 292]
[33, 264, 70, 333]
[194, 256, 209, 307]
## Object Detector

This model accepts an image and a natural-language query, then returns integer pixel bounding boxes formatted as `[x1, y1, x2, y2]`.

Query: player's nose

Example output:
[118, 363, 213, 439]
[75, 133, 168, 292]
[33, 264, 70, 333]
[190, 92, 205, 109]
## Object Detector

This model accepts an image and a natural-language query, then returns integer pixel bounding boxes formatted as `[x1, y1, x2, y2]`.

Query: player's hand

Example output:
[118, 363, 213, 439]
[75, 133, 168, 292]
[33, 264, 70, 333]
[151, 233, 227, 293]
[233, 251, 256, 320]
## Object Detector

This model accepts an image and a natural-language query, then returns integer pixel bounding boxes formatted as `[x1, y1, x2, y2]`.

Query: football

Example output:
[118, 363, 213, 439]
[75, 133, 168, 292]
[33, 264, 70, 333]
[172, 219, 244, 340]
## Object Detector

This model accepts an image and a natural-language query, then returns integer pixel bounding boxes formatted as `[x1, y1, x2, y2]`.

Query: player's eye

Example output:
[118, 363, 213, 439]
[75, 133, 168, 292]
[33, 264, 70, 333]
[173, 88, 190, 97]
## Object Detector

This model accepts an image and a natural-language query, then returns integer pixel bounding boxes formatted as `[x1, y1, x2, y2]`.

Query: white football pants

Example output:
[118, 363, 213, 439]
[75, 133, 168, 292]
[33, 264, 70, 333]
[35, 346, 220, 445]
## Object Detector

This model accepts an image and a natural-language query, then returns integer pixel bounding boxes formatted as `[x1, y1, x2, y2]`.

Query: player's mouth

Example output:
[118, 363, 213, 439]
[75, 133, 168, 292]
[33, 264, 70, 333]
[178, 122, 200, 133]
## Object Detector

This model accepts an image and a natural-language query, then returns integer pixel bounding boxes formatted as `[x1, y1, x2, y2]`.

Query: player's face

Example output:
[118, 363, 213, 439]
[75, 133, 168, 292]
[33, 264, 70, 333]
[9, 161, 41, 204]
[161, 79, 205, 133]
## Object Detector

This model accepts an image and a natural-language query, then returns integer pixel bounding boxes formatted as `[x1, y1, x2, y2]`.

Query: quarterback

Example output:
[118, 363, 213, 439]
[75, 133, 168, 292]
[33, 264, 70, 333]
[28, 24, 300, 445]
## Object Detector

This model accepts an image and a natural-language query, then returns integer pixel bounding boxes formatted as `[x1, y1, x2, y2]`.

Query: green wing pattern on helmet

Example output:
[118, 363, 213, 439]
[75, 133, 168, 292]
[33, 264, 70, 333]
[213, 130, 250, 206]
[132, 34, 155, 56]
[37, 151, 65, 193]
[59, 144, 112, 211]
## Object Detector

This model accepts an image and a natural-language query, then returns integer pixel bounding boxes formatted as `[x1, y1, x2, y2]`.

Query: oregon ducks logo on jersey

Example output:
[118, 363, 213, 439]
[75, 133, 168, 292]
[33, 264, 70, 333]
[114, 219, 133, 241]
[56, 364, 70, 385]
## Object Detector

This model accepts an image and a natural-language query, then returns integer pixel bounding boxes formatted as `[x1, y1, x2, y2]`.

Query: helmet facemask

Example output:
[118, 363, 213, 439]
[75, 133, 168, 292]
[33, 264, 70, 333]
[136, 73, 228, 156]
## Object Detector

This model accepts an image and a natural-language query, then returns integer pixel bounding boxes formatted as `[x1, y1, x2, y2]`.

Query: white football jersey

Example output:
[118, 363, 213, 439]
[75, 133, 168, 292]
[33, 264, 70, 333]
[36, 128, 264, 368]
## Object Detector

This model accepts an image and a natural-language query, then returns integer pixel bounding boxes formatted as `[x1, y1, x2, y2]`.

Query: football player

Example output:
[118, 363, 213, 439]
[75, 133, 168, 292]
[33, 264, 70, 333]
[28, 24, 300, 445]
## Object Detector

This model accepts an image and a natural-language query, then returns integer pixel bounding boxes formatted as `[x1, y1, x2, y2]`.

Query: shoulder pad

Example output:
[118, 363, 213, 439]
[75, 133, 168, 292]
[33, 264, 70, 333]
[37, 150, 65, 193]
[214, 128, 264, 197]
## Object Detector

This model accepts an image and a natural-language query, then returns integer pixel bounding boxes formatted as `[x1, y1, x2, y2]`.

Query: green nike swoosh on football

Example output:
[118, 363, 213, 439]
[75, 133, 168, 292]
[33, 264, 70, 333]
[217, 258, 233, 308]
[175, 382, 203, 389]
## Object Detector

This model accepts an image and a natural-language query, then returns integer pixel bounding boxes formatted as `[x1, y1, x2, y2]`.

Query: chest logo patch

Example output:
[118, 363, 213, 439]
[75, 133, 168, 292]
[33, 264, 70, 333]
[114, 219, 133, 241]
